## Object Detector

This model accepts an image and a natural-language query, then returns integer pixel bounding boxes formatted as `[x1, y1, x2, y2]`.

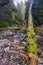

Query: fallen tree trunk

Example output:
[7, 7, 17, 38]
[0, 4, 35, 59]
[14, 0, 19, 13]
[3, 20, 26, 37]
[25, 0, 38, 65]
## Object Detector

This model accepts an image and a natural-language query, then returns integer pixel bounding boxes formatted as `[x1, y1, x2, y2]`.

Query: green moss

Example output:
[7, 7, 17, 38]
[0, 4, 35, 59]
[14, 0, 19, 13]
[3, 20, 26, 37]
[25, 15, 38, 56]
[25, 43, 38, 55]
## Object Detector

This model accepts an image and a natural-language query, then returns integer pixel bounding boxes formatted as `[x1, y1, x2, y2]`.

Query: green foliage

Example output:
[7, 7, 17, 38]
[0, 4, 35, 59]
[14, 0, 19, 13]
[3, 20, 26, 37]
[0, 21, 9, 28]
[32, 0, 43, 25]
[0, 1, 25, 28]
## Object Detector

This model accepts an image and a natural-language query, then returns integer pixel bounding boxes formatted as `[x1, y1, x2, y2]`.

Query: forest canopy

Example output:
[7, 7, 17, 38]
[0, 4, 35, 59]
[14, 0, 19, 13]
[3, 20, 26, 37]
[0, 0, 43, 27]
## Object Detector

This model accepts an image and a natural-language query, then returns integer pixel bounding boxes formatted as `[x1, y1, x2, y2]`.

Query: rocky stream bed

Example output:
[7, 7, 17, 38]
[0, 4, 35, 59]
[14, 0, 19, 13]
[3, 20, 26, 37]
[0, 30, 43, 65]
